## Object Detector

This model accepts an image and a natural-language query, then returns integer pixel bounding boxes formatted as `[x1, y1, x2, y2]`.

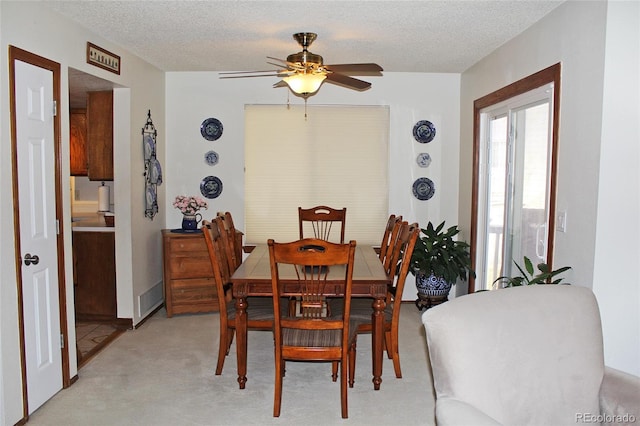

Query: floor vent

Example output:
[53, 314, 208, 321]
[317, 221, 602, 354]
[138, 282, 163, 318]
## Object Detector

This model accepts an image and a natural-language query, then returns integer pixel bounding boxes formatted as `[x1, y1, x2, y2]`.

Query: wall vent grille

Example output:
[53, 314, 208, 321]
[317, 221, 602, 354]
[138, 282, 163, 318]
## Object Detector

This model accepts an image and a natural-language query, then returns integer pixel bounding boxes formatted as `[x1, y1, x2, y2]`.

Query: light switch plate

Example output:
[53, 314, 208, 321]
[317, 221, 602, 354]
[557, 211, 567, 232]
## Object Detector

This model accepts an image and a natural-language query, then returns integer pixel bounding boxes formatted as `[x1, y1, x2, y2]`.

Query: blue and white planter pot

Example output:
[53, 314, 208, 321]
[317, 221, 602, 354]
[416, 273, 452, 297]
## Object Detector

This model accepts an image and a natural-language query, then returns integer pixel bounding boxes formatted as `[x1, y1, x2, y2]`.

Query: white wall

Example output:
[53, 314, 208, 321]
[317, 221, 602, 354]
[460, 0, 639, 375]
[165, 72, 461, 301]
[592, 0, 640, 376]
[0, 2, 165, 424]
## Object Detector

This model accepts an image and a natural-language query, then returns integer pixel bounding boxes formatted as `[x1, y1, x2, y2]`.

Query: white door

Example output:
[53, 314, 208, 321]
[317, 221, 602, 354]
[15, 59, 62, 413]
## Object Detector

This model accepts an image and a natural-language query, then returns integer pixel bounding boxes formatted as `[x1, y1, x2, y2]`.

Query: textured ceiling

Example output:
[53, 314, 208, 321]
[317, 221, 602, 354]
[43, 0, 564, 74]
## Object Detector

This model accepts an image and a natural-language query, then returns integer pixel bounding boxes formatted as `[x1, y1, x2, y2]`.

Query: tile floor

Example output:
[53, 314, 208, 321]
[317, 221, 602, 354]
[75, 321, 123, 367]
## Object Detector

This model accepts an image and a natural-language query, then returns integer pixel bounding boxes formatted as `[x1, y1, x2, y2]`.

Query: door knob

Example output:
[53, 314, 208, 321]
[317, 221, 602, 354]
[24, 253, 39, 266]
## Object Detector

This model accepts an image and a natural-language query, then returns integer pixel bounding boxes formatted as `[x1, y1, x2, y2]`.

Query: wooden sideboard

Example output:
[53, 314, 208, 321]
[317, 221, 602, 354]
[162, 229, 219, 317]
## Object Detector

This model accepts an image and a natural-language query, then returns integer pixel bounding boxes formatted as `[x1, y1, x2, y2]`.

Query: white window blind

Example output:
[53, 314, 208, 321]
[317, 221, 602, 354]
[245, 104, 389, 245]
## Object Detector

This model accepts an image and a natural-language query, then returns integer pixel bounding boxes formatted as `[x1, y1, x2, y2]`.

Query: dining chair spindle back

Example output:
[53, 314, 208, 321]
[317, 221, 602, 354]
[216, 211, 243, 272]
[298, 206, 347, 243]
[377, 214, 400, 257]
[379, 214, 404, 276]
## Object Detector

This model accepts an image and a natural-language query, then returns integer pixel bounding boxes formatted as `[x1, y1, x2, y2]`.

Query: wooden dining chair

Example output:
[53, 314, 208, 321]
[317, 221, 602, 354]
[331, 221, 420, 384]
[379, 214, 404, 275]
[202, 220, 277, 376]
[298, 206, 347, 243]
[216, 211, 243, 272]
[268, 238, 357, 418]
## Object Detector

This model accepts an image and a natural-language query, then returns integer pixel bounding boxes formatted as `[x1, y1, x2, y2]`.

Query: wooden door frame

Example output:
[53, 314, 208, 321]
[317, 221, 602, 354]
[469, 63, 561, 293]
[8, 45, 70, 420]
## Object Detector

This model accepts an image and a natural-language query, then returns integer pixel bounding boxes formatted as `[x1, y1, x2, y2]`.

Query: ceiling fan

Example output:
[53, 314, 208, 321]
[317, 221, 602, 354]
[219, 32, 383, 99]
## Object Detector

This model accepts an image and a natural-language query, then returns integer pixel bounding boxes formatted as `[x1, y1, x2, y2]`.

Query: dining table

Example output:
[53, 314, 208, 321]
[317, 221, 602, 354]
[229, 243, 392, 391]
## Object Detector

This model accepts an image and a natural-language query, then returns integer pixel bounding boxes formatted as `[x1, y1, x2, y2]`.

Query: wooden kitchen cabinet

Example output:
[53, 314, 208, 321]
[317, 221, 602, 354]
[86, 90, 113, 181]
[162, 230, 220, 317]
[73, 231, 117, 321]
[70, 108, 88, 176]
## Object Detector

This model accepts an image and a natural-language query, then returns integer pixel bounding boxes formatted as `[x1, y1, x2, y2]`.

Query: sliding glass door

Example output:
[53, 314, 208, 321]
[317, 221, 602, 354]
[474, 83, 556, 290]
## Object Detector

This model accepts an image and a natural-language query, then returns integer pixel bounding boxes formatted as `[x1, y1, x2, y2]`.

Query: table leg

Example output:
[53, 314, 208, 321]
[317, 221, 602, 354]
[371, 295, 385, 390]
[235, 295, 248, 389]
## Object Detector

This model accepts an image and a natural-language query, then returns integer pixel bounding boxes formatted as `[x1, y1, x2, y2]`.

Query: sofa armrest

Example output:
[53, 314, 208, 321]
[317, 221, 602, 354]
[599, 366, 640, 425]
[436, 398, 502, 426]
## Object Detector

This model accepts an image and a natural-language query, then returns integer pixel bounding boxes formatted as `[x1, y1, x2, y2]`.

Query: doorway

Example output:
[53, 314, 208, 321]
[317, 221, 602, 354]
[470, 64, 561, 292]
[68, 68, 121, 366]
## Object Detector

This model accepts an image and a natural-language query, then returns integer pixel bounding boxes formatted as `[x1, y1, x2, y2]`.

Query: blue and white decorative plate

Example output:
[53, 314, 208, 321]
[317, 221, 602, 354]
[416, 153, 431, 168]
[143, 134, 155, 160]
[145, 183, 157, 211]
[200, 117, 223, 141]
[149, 158, 162, 184]
[413, 120, 436, 143]
[412, 177, 435, 200]
[204, 150, 219, 166]
[200, 175, 223, 199]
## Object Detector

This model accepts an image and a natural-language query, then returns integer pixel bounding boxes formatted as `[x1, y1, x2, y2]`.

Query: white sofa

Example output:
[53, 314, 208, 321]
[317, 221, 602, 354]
[422, 285, 640, 425]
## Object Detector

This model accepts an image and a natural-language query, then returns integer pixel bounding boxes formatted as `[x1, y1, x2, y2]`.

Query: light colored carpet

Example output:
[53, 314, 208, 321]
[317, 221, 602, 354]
[29, 304, 436, 425]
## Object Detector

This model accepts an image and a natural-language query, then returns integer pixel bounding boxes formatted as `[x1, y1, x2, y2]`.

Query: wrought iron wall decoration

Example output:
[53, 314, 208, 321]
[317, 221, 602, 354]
[143, 110, 162, 219]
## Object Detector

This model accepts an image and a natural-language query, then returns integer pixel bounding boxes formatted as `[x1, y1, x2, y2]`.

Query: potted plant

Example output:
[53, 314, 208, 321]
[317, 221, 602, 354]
[493, 256, 571, 288]
[411, 221, 474, 308]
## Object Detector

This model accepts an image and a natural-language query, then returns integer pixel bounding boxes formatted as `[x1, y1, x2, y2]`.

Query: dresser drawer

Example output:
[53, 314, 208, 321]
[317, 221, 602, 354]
[170, 278, 218, 305]
[169, 235, 208, 254]
[168, 253, 213, 279]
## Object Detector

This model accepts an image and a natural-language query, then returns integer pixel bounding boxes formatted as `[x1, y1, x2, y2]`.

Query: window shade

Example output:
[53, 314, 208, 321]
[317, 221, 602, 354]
[245, 104, 389, 246]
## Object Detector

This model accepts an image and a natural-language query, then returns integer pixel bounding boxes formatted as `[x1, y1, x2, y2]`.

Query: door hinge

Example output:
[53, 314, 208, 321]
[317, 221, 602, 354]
[53, 100, 57, 117]
[56, 219, 60, 235]
[60, 333, 65, 349]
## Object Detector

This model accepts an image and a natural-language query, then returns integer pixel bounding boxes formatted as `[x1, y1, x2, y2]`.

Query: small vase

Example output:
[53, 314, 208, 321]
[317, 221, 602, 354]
[181, 213, 202, 231]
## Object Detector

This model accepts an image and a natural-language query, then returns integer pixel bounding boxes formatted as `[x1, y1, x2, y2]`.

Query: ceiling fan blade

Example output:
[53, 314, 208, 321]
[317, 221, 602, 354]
[266, 56, 288, 63]
[219, 70, 280, 75]
[219, 68, 293, 79]
[267, 56, 299, 67]
[265, 62, 296, 72]
[267, 57, 306, 72]
[325, 73, 371, 91]
[325, 63, 383, 74]
[220, 73, 282, 79]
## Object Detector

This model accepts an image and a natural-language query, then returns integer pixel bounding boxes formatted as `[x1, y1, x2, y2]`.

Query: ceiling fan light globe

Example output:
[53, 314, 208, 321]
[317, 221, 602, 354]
[283, 73, 326, 95]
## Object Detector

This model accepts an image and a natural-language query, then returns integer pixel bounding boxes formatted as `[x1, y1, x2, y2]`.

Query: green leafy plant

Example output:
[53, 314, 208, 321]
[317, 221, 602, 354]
[410, 221, 475, 284]
[493, 256, 571, 288]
